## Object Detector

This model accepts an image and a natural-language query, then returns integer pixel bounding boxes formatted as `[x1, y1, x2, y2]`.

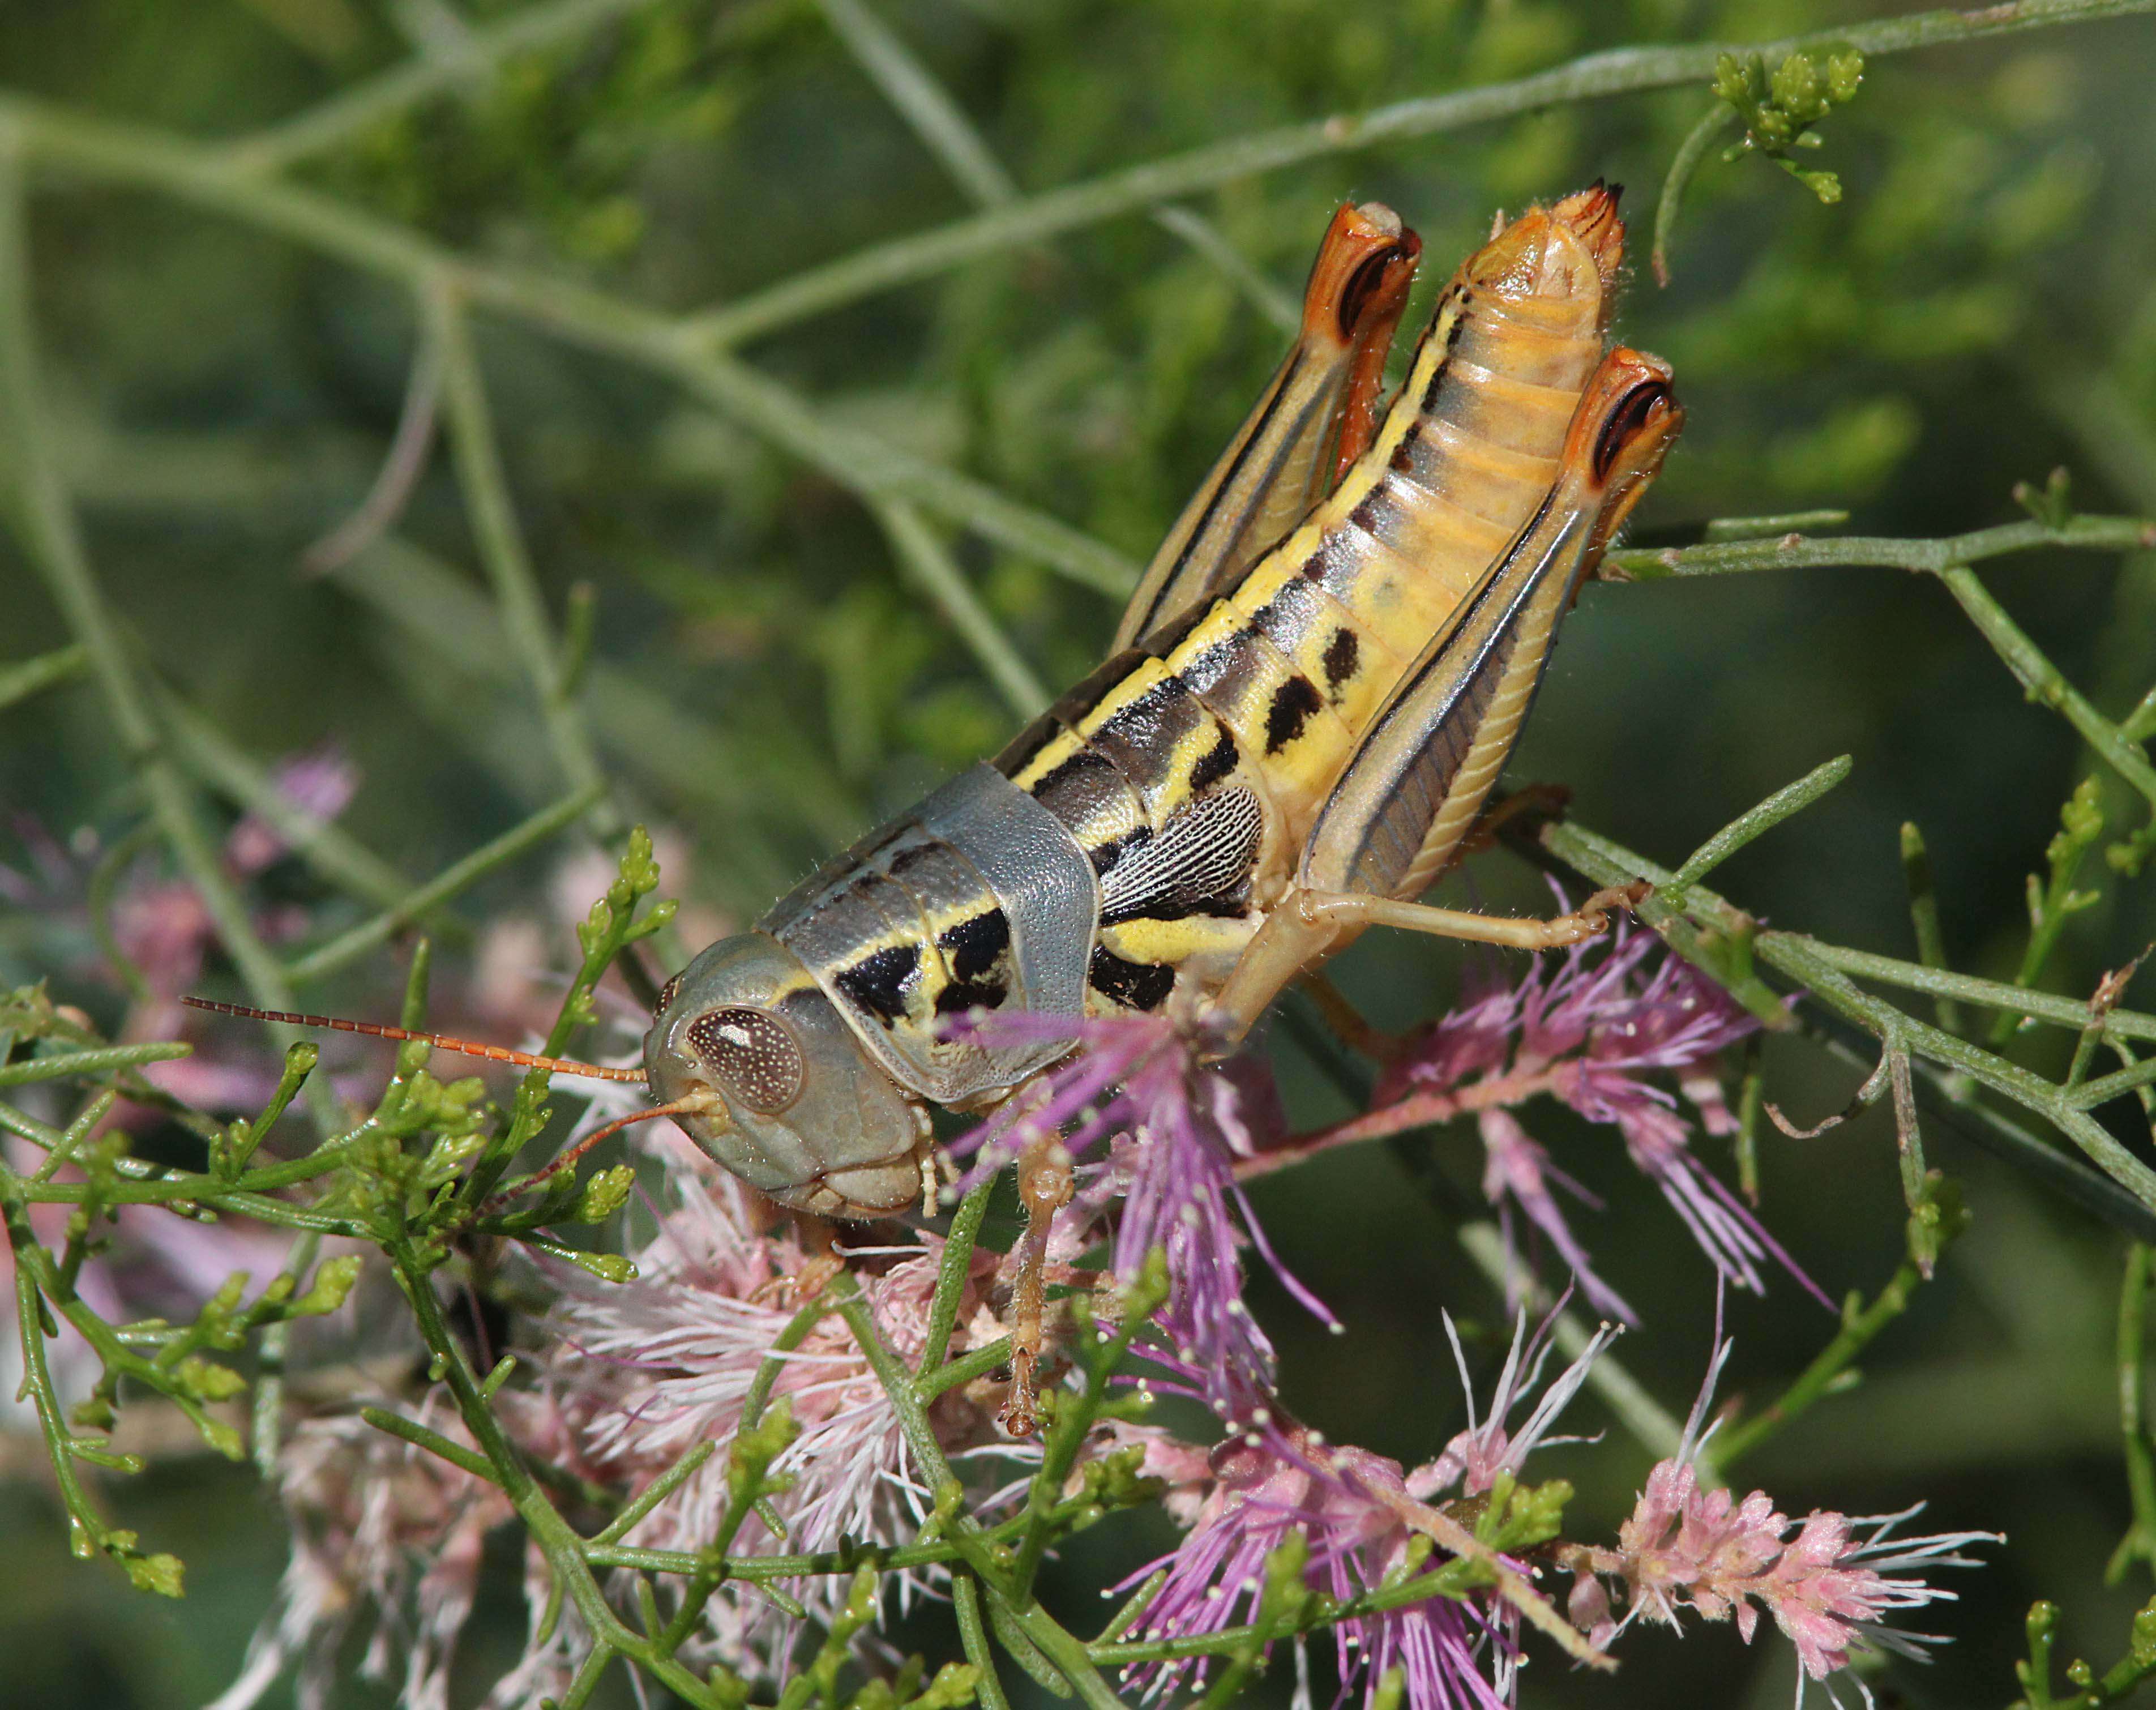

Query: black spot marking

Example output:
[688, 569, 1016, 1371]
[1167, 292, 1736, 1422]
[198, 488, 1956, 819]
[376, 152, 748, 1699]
[1593, 381, 1672, 483]
[1032, 746, 1120, 802]
[833, 943, 919, 1027]
[1419, 296, 1470, 411]
[992, 712, 1062, 778]
[1349, 484, 1401, 542]
[1336, 245, 1408, 339]
[1189, 729, 1239, 792]
[1089, 826, 1148, 880]
[1298, 531, 1360, 589]
[934, 978, 1008, 1015]
[1321, 627, 1361, 696]
[1387, 422, 1420, 473]
[937, 910, 1009, 980]
[1264, 676, 1324, 753]
[1089, 946, 1176, 1011]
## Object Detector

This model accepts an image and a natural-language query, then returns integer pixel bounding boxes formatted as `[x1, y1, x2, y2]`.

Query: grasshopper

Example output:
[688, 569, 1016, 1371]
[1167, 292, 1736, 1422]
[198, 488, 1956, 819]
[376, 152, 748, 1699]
[193, 186, 1680, 1222]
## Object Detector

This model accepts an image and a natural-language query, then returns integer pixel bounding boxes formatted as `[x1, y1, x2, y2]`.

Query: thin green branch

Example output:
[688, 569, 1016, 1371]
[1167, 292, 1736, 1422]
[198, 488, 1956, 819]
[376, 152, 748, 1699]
[1703, 1183, 1966, 1474]
[1605, 512, 2155, 580]
[220, 0, 671, 176]
[1661, 753, 1851, 905]
[871, 498, 1050, 719]
[391, 1235, 732, 1708]
[155, 688, 430, 923]
[815, 0, 1017, 209]
[1900, 820, 1966, 1035]
[0, 89, 1139, 600]
[1649, 101, 1736, 287]
[1535, 817, 2156, 1212]
[284, 780, 602, 984]
[360, 1403, 503, 1484]
[0, 642, 87, 711]
[921, 1177, 995, 1374]
[2110, 1243, 2156, 1583]
[0, 122, 339, 1138]
[426, 278, 619, 837]
[681, 0, 2156, 347]
[1940, 566, 2156, 815]
[817, 0, 1296, 333]
[1783, 939, 2156, 1043]
[0, 1041, 190, 1089]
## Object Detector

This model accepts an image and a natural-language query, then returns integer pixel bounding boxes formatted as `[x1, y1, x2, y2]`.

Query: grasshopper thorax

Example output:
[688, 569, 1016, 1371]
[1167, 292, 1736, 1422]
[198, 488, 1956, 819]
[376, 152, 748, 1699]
[645, 931, 929, 1219]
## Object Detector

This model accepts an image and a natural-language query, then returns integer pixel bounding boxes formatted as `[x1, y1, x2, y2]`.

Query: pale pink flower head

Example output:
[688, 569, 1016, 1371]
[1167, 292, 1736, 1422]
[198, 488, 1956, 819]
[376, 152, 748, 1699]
[542, 1170, 1026, 1675]
[1565, 1326, 1996, 1695]
[1414, 1302, 1616, 1501]
[213, 1388, 583, 1710]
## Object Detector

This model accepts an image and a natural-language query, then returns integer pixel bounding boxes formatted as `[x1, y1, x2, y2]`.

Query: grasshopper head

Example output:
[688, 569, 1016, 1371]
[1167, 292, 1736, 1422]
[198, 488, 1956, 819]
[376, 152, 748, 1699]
[644, 933, 929, 1219]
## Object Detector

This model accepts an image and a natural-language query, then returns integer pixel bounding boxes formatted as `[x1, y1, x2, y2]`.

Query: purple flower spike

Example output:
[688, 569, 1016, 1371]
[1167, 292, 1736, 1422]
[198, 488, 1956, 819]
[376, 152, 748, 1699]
[1118, 1419, 1514, 1710]
[1375, 907, 1823, 1310]
[946, 1010, 1334, 1420]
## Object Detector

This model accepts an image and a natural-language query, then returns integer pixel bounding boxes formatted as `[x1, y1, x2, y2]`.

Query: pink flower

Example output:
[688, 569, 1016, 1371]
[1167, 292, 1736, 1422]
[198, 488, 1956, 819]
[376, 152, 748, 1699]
[1118, 1420, 1517, 1710]
[947, 1008, 1334, 1422]
[1416, 1303, 1615, 1501]
[1564, 1326, 1995, 1693]
[542, 1171, 1026, 1674]
[1370, 910, 1823, 1318]
[213, 1390, 584, 1710]
[1120, 1302, 1613, 1710]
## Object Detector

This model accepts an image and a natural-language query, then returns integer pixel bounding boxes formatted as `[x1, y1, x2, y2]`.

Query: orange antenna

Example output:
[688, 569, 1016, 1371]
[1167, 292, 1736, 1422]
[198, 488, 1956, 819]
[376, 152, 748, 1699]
[483, 1089, 722, 1212]
[181, 997, 648, 1083]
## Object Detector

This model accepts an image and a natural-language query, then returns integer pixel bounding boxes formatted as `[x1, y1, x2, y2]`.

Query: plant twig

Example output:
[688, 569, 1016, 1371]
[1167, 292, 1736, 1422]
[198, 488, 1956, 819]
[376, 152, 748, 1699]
[681, 0, 2156, 347]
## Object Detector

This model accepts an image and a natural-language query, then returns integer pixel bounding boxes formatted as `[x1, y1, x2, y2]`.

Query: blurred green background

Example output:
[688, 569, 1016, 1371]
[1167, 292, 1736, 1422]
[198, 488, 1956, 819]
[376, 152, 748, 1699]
[5, 0, 2156, 1704]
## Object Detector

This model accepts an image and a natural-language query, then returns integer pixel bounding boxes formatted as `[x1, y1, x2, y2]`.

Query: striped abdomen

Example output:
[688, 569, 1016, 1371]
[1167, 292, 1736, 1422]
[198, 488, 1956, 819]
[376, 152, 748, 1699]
[1000, 187, 1629, 1016]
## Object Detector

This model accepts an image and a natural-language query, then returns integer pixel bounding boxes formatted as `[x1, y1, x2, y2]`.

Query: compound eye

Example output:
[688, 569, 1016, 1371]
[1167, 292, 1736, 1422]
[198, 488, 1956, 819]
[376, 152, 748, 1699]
[686, 1007, 806, 1114]
[654, 971, 685, 1018]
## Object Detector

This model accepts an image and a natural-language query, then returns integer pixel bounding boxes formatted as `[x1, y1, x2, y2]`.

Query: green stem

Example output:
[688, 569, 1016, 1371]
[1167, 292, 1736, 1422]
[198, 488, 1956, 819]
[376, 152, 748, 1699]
[0, 1042, 190, 1088]
[680, 0, 2156, 347]
[1899, 820, 1965, 1035]
[1939, 565, 2156, 817]
[0, 124, 341, 1139]
[0, 642, 87, 710]
[1706, 1250, 1935, 1472]
[284, 781, 603, 983]
[1455, 1222, 1686, 1460]
[392, 1239, 730, 1707]
[814, 0, 1016, 208]
[426, 279, 619, 839]
[1650, 101, 1736, 286]
[1661, 753, 1851, 905]
[921, 1177, 996, 1374]
[4, 1187, 120, 1564]
[220, 0, 672, 176]
[919, 1336, 1013, 1401]
[1534, 818, 2156, 1220]
[1607, 513, 2153, 580]
[871, 498, 1050, 720]
[2112, 1244, 2156, 1584]
[156, 689, 427, 922]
